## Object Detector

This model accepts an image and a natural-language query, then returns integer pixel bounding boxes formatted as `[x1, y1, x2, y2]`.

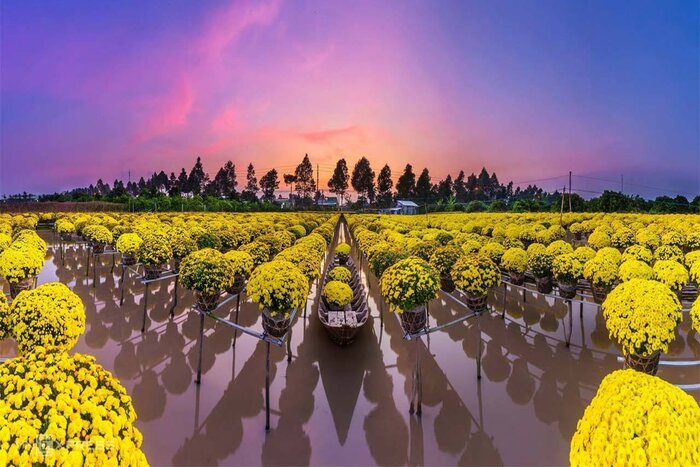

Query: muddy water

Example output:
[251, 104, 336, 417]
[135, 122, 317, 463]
[2, 230, 698, 466]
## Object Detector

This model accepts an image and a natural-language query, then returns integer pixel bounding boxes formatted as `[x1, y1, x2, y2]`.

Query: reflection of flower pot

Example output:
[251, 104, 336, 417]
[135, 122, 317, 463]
[122, 253, 137, 266]
[466, 293, 488, 313]
[9, 277, 34, 298]
[91, 243, 105, 254]
[592, 284, 611, 304]
[399, 304, 427, 334]
[558, 282, 577, 299]
[624, 351, 660, 375]
[338, 255, 348, 266]
[535, 275, 553, 294]
[226, 274, 246, 295]
[509, 271, 525, 286]
[60, 232, 72, 242]
[440, 276, 455, 292]
[196, 292, 221, 312]
[144, 265, 163, 280]
[262, 308, 292, 338]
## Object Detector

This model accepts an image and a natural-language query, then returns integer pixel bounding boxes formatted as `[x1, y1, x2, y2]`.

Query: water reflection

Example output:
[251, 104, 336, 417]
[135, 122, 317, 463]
[0, 232, 694, 466]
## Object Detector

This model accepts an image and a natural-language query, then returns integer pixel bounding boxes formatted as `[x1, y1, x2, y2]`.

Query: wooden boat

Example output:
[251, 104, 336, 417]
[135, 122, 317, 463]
[318, 256, 369, 346]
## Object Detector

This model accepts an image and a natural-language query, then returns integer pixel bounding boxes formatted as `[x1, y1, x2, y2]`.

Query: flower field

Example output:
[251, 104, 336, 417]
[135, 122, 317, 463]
[0, 210, 698, 465]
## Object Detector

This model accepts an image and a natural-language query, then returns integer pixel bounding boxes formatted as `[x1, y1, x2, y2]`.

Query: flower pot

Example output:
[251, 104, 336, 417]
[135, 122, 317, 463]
[558, 281, 578, 300]
[196, 292, 221, 312]
[573, 232, 582, 241]
[440, 276, 455, 293]
[465, 293, 488, 313]
[337, 255, 348, 266]
[399, 304, 427, 335]
[91, 243, 105, 255]
[143, 265, 163, 280]
[226, 274, 246, 295]
[509, 271, 525, 286]
[323, 297, 347, 311]
[592, 284, 611, 304]
[172, 259, 181, 274]
[122, 253, 137, 266]
[535, 276, 553, 294]
[262, 308, 292, 338]
[9, 277, 34, 298]
[624, 351, 660, 375]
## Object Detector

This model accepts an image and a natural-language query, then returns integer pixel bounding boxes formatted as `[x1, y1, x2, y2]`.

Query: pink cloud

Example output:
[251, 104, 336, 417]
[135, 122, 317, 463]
[211, 104, 238, 133]
[131, 78, 194, 144]
[297, 126, 365, 144]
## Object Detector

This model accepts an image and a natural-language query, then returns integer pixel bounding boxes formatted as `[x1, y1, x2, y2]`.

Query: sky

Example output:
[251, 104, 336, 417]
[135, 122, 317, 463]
[1, 0, 698, 198]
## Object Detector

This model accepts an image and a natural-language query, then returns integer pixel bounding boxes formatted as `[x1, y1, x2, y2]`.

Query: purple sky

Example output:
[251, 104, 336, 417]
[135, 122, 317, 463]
[1, 0, 698, 198]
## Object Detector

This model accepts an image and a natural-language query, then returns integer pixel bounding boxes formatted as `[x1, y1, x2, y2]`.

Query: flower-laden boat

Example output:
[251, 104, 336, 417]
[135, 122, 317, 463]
[318, 255, 369, 346]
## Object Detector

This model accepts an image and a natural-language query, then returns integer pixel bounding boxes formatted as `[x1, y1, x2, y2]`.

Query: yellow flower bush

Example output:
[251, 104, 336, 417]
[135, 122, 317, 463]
[0, 293, 8, 341]
[82, 225, 113, 245]
[322, 280, 354, 308]
[168, 227, 197, 260]
[573, 246, 596, 264]
[276, 244, 323, 281]
[618, 259, 654, 282]
[611, 228, 635, 249]
[552, 253, 583, 284]
[479, 242, 506, 264]
[691, 298, 700, 333]
[653, 245, 684, 263]
[500, 247, 528, 274]
[239, 241, 270, 268]
[328, 266, 352, 283]
[0, 243, 44, 284]
[583, 257, 618, 287]
[527, 249, 554, 278]
[622, 244, 653, 264]
[55, 219, 75, 235]
[570, 369, 700, 467]
[138, 233, 172, 266]
[587, 230, 611, 250]
[545, 240, 574, 257]
[380, 257, 439, 313]
[6, 282, 85, 354]
[451, 254, 501, 296]
[116, 233, 142, 257]
[652, 260, 688, 293]
[636, 229, 661, 251]
[429, 245, 463, 277]
[0, 234, 12, 254]
[0, 347, 148, 466]
[690, 261, 700, 284]
[223, 250, 254, 279]
[602, 279, 681, 356]
[246, 260, 309, 316]
[179, 248, 235, 295]
[684, 250, 700, 269]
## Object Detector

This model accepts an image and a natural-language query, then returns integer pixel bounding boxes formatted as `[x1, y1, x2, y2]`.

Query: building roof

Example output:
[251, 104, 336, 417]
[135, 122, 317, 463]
[396, 200, 419, 207]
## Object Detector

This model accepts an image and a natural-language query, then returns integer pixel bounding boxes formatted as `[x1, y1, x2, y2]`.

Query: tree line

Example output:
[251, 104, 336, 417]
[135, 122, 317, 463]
[8, 154, 699, 213]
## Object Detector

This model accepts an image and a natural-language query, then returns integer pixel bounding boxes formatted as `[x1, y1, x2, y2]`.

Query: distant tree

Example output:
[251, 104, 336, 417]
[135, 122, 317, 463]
[241, 163, 258, 201]
[466, 172, 478, 199]
[351, 157, 376, 205]
[294, 154, 316, 202]
[488, 199, 507, 212]
[187, 157, 208, 195]
[177, 168, 189, 194]
[396, 164, 416, 199]
[415, 168, 433, 201]
[168, 172, 179, 196]
[137, 177, 147, 195]
[328, 159, 350, 206]
[259, 169, 279, 202]
[437, 174, 453, 202]
[283, 173, 297, 197]
[376, 164, 393, 208]
[454, 170, 467, 203]
[112, 179, 126, 197]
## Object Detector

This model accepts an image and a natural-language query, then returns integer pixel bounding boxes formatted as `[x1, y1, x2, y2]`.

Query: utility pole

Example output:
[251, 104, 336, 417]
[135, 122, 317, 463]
[560, 185, 565, 225]
[568, 171, 572, 212]
[621, 174, 624, 194]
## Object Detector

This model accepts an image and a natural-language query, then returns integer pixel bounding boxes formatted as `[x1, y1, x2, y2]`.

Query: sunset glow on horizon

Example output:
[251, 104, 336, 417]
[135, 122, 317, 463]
[1, 0, 698, 198]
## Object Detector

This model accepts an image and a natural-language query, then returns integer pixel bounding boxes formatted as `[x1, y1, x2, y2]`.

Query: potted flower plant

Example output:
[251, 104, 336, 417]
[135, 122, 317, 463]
[618, 259, 654, 282]
[552, 253, 583, 299]
[500, 247, 528, 285]
[322, 280, 354, 311]
[0, 243, 44, 297]
[5, 282, 85, 354]
[602, 279, 681, 374]
[653, 260, 689, 300]
[116, 233, 142, 266]
[335, 242, 351, 265]
[82, 225, 113, 254]
[527, 248, 555, 294]
[169, 228, 197, 273]
[583, 257, 618, 304]
[328, 265, 352, 284]
[55, 219, 76, 242]
[247, 260, 309, 337]
[379, 257, 439, 334]
[429, 245, 463, 292]
[180, 248, 235, 312]
[138, 232, 173, 280]
[451, 254, 501, 312]
[223, 250, 254, 294]
[570, 369, 699, 466]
